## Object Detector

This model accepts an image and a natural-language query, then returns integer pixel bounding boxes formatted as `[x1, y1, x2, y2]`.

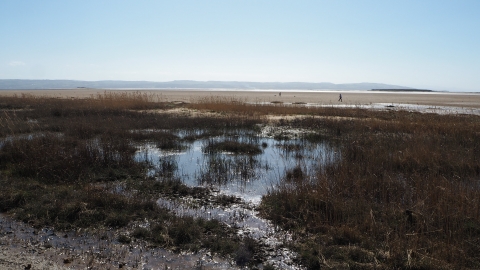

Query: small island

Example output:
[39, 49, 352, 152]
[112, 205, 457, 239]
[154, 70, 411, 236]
[370, 88, 433, 92]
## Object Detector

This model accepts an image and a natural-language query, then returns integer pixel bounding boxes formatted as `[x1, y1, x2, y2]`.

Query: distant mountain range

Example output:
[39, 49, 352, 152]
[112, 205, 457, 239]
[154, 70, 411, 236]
[0, 79, 418, 91]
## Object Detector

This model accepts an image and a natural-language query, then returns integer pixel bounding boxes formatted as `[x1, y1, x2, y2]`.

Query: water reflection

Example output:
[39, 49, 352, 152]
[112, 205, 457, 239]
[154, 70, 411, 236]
[133, 130, 339, 269]
[136, 132, 337, 203]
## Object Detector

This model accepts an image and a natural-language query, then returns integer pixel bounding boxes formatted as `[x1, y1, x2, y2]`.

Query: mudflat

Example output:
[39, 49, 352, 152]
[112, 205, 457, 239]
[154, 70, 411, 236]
[1, 89, 480, 108]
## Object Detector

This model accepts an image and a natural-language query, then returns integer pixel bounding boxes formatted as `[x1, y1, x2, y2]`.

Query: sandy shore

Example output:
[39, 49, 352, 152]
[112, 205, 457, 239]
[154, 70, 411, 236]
[1, 89, 480, 109]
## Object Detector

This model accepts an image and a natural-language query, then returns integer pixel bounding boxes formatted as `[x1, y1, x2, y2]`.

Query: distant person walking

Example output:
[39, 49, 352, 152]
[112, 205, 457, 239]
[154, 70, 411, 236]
[338, 93, 343, 102]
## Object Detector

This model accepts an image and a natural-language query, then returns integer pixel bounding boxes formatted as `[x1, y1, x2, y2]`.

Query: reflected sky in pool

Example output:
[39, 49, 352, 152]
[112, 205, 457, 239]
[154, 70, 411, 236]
[136, 133, 337, 204]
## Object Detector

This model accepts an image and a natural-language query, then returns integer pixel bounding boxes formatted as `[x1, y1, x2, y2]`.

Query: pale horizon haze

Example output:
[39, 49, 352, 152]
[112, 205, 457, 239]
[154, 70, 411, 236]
[1, 1, 479, 92]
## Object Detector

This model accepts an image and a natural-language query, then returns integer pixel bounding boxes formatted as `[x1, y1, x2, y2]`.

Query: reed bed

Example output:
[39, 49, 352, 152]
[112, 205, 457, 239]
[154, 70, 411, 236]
[1, 93, 480, 268]
[0, 93, 265, 267]
[192, 97, 480, 268]
[260, 110, 480, 269]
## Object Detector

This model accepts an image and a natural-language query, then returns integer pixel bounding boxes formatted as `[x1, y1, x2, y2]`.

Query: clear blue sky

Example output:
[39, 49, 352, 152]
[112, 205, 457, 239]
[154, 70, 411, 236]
[1, 1, 479, 91]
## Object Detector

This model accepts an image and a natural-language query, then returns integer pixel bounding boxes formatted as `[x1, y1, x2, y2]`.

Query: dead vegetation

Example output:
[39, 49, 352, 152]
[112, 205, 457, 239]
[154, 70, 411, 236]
[1, 93, 480, 269]
[0, 93, 264, 267]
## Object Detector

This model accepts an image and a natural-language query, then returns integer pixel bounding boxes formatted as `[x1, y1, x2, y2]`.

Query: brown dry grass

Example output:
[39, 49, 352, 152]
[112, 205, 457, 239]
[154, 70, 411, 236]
[0, 93, 264, 266]
[259, 109, 480, 269]
[1, 93, 480, 269]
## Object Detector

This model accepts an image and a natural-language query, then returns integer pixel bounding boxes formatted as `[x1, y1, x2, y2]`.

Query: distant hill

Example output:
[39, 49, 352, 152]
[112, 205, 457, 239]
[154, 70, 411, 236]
[0, 79, 414, 91]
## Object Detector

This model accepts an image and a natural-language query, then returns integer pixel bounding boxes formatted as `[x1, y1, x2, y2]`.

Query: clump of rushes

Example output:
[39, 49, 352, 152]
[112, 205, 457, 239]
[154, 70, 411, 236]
[0, 133, 142, 183]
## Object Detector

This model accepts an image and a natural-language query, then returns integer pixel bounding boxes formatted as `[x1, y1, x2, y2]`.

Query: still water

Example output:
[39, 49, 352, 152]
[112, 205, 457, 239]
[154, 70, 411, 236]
[135, 131, 337, 204]
[134, 130, 338, 269]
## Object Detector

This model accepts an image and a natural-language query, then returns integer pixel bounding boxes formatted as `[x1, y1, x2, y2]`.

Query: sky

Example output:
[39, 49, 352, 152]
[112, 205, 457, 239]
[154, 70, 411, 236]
[1, 1, 479, 91]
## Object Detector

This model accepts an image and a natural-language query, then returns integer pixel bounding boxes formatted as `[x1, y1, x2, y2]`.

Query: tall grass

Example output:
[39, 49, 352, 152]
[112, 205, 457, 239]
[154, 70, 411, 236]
[2, 93, 480, 268]
[260, 111, 480, 269]
[189, 98, 480, 267]
[0, 133, 141, 183]
[0, 94, 265, 266]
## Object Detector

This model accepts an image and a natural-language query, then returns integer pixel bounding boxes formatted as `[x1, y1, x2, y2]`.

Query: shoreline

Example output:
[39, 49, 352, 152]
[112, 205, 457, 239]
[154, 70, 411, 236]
[1, 88, 480, 109]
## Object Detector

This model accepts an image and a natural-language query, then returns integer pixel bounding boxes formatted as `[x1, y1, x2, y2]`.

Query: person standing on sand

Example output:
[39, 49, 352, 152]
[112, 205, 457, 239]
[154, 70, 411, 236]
[338, 93, 343, 102]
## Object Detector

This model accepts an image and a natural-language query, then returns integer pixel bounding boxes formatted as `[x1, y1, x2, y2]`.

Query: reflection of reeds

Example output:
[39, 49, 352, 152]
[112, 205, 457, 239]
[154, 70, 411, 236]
[156, 156, 178, 178]
[197, 155, 259, 186]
